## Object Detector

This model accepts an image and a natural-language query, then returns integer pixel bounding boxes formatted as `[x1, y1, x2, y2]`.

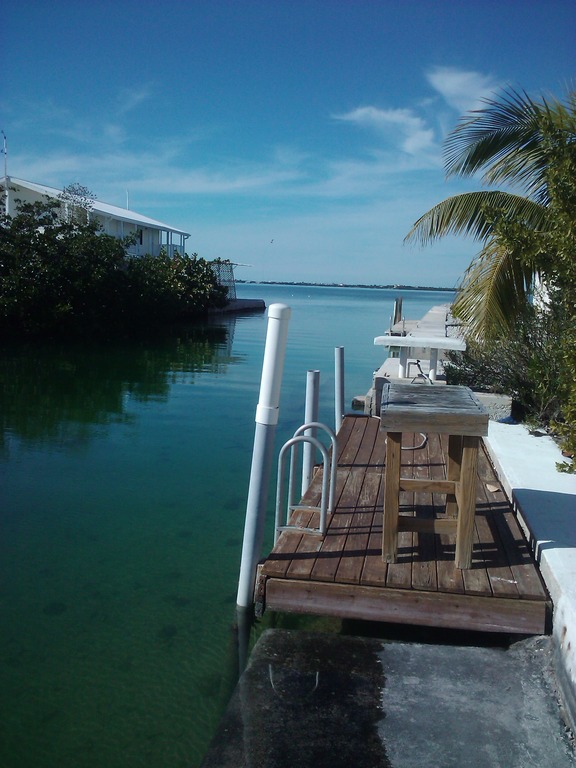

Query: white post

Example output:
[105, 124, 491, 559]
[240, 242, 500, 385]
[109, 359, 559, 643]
[236, 303, 291, 610]
[302, 370, 320, 495]
[398, 347, 408, 378]
[429, 348, 438, 381]
[335, 346, 344, 432]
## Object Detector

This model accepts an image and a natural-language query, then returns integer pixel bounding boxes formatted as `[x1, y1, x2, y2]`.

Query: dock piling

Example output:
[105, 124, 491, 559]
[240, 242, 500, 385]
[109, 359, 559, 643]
[236, 303, 291, 610]
[302, 370, 320, 495]
[335, 346, 344, 432]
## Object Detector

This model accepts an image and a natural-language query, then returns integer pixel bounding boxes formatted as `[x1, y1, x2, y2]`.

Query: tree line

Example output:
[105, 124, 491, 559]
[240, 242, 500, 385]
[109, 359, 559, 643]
[0, 189, 228, 338]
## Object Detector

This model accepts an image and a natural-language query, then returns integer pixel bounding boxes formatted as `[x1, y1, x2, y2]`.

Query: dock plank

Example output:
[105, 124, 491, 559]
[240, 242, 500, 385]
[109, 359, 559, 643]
[258, 415, 551, 635]
[411, 432, 439, 592]
[264, 579, 548, 635]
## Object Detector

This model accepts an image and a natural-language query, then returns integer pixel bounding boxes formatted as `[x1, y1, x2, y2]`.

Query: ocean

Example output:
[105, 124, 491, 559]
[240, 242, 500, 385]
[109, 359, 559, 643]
[0, 283, 455, 767]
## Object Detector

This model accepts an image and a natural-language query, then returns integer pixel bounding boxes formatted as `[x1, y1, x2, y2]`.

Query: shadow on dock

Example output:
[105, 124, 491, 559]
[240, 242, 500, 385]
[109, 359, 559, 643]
[256, 415, 551, 636]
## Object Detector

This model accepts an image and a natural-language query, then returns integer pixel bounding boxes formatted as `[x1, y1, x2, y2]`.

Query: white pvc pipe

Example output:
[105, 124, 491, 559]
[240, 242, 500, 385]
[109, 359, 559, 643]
[398, 347, 408, 378]
[429, 348, 438, 381]
[302, 370, 320, 496]
[236, 303, 291, 610]
[335, 346, 345, 432]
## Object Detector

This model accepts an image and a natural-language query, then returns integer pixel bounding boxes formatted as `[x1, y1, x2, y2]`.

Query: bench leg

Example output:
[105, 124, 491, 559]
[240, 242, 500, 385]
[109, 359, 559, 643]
[446, 434, 462, 517]
[455, 436, 479, 569]
[383, 432, 402, 563]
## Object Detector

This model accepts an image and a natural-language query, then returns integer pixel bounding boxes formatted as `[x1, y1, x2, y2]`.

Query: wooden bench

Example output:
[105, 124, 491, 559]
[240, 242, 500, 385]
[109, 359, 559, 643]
[380, 382, 488, 569]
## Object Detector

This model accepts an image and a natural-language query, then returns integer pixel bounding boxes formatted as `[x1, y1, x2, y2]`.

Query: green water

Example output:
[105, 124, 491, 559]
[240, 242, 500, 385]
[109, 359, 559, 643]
[0, 284, 454, 767]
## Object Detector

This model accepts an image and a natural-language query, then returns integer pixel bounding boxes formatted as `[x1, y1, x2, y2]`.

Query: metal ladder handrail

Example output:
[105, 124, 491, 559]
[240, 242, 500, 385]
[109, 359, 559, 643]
[292, 421, 338, 513]
[274, 422, 338, 544]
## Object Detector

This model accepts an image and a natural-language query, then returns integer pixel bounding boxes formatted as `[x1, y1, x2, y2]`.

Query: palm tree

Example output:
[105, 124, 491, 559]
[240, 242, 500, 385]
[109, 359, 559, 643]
[405, 87, 576, 340]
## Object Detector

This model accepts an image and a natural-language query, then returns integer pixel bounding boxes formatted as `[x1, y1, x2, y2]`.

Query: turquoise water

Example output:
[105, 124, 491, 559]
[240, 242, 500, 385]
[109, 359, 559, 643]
[0, 284, 454, 767]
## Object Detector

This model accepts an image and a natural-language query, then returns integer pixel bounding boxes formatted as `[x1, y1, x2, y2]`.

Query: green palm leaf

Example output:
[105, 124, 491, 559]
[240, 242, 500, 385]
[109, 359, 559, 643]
[445, 89, 576, 204]
[405, 86, 574, 341]
[404, 191, 548, 246]
[452, 241, 536, 340]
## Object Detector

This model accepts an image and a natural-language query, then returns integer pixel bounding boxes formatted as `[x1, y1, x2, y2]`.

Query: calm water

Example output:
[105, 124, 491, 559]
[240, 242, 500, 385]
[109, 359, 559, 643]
[0, 284, 454, 767]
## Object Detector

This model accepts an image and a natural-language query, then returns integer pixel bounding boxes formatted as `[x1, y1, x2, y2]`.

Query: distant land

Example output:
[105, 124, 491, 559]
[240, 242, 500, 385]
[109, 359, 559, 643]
[237, 280, 455, 291]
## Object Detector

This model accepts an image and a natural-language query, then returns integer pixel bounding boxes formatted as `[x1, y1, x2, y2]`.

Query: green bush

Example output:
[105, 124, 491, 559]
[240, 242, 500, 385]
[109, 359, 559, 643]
[445, 297, 573, 466]
[0, 197, 228, 337]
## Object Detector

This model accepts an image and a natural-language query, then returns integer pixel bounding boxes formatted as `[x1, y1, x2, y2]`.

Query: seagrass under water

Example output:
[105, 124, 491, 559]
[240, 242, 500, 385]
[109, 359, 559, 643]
[0, 285, 455, 768]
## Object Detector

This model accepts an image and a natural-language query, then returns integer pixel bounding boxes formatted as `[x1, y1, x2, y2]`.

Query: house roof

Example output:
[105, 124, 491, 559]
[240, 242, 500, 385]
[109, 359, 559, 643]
[3, 176, 190, 237]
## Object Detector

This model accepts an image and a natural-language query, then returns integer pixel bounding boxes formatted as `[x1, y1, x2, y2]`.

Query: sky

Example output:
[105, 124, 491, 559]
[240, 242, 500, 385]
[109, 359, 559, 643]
[1, 1, 574, 287]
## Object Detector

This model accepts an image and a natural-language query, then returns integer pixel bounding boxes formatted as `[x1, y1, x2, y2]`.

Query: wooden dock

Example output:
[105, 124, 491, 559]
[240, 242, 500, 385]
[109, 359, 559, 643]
[256, 415, 551, 635]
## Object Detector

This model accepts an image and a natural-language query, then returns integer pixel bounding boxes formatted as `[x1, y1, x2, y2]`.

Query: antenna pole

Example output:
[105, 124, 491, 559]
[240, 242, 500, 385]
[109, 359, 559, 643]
[1, 131, 6, 177]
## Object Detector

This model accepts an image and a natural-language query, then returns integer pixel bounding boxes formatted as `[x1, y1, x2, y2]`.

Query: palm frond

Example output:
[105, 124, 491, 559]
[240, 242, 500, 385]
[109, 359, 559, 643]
[444, 88, 576, 204]
[404, 191, 548, 246]
[452, 241, 536, 341]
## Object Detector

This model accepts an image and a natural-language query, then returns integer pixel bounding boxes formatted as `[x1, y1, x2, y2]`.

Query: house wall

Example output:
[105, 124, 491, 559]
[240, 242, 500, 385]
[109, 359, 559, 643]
[98, 217, 163, 256]
[5, 181, 47, 216]
[3, 180, 184, 258]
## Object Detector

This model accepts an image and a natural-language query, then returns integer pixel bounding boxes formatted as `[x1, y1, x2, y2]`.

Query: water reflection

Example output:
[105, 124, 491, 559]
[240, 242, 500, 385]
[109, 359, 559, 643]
[0, 321, 240, 452]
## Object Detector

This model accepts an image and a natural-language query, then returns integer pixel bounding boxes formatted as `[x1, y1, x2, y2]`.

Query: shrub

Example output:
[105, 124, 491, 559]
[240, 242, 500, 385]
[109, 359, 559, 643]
[445, 297, 572, 456]
[0, 197, 228, 337]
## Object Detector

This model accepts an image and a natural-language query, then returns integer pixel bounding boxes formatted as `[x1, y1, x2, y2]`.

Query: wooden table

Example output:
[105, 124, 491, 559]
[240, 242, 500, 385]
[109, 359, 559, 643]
[374, 334, 466, 381]
[380, 382, 489, 569]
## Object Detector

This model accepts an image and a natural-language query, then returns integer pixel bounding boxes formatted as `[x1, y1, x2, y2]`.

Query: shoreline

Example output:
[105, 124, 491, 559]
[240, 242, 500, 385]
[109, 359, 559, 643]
[236, 280, 456, 291]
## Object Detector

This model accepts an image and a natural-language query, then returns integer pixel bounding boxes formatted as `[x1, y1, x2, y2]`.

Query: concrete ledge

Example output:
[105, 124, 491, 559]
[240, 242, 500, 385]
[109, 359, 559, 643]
[484, 421, 576, 731]
[209, 298, 266, 313]
[202, 630, 575, 767]
[474, 392, 512, 421]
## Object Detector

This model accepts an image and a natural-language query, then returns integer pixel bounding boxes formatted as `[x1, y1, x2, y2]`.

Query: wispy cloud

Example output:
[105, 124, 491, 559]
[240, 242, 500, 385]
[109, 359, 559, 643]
[116, 83, 156, 115]
[333, 106, 436, 156]
[426, 66, 501, 113]
[11, 68, 492, 214]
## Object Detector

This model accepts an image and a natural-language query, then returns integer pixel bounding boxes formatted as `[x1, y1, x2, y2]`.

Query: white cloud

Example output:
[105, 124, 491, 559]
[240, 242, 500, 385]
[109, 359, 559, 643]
[426, 66, 500, 114]
[333, 106, 436, 156]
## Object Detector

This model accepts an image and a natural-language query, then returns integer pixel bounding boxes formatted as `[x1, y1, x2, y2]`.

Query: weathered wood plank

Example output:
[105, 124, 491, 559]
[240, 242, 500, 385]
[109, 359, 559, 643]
[474, 482, 520, 598]
[411, 432, 438, 592]
[400, 477, 456, 494]
[359, 424, 388, 587]
[478, 450, 548, 601]
[258, 415, 550, 635]
[264, 579, 548, 635]
[381, 383, 489, 436]
[498, 510, 548, 600]
[309, 468, 364, 582]
[335, 471, 380, 585]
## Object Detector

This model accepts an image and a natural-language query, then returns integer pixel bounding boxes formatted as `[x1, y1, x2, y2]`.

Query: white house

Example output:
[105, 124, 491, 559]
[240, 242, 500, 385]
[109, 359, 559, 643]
[1, 176, 190, 257]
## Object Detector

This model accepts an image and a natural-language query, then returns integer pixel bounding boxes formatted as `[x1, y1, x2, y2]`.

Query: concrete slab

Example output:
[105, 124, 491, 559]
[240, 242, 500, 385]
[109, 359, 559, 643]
[201, 630, 389, 768]
[201, 630, 575, 768]
[484, 422, 576, 733]
[380, 637, 573, 768]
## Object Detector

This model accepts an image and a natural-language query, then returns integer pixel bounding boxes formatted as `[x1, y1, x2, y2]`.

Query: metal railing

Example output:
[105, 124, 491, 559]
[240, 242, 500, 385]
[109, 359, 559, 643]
[274, 422, 337, 544]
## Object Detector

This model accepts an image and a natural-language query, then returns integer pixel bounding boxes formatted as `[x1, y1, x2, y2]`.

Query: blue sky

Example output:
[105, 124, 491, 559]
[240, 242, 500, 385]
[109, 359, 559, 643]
[2, 1, 574, 287]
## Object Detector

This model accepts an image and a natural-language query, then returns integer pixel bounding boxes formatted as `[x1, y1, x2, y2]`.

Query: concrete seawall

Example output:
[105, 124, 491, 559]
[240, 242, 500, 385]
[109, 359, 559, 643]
[201, 303, 576, 765]
[202, 630, 575, 767]
[484, 422, 576, 732]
